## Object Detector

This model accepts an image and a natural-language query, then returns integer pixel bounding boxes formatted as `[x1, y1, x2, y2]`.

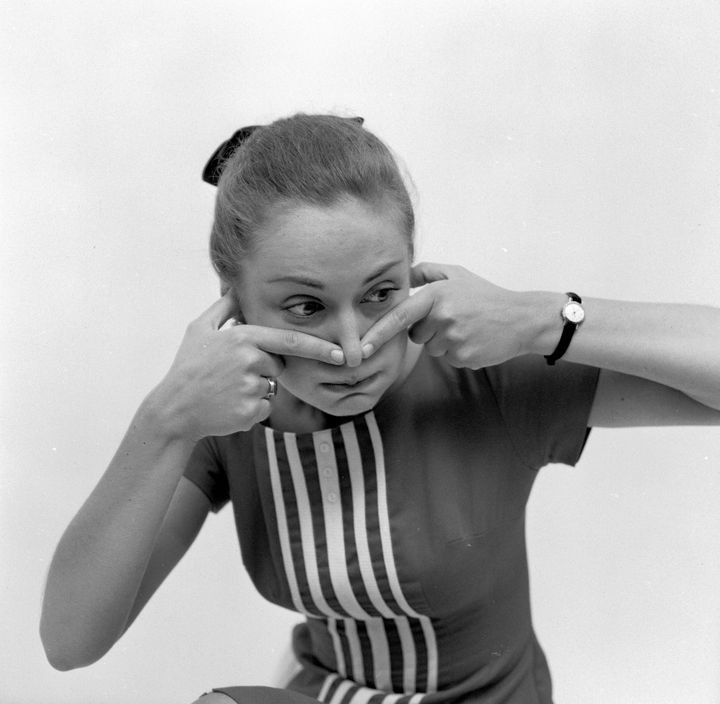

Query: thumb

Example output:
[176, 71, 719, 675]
[410, 261, 452, 288]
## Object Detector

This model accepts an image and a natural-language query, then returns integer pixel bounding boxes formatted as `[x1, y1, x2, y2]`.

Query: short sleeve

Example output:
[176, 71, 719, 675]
[183, 436, 230, 512]
[484, 355, 600, 469]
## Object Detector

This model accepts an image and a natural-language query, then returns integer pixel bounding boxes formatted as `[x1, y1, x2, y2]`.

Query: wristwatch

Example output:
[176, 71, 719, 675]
[544, 292, 585, 366]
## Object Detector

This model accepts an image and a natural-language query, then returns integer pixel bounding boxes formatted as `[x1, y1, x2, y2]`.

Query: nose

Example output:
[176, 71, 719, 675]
[333, 310, 365, 368]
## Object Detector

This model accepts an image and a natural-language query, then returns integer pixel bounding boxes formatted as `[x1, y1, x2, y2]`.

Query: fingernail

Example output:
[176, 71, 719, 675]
[330, 349, 345, 364]
[361, 343, 374, 358]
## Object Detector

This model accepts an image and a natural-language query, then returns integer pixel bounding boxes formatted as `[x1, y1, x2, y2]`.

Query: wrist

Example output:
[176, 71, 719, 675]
[139, 382, 197, 444]
[515, 290, 570, 357]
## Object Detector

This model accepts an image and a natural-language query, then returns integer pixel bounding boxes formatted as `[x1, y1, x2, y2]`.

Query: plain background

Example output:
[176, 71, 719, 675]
[2, 1, 720, 702]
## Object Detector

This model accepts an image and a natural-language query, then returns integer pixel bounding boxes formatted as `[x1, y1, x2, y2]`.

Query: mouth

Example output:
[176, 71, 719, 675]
[321, 371, 380, 392]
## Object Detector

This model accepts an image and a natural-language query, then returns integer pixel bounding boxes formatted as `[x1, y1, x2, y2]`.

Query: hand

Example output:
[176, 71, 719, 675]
[153, 292, 345, 439]
[360, 262, 530, 370]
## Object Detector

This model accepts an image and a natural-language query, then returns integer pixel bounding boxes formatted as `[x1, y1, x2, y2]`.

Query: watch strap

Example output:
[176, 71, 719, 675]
[544, 292, 582, 366]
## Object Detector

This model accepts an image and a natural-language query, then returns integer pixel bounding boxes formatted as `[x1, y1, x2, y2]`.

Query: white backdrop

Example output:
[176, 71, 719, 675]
[2, 2, 720, 703]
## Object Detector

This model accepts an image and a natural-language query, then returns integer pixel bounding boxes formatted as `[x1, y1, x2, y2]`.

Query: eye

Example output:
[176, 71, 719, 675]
[285, 300, 324, 318]
[362, 287, 397, 304]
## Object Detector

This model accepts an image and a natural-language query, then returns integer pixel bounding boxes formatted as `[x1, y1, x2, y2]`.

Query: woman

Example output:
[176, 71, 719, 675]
[40, 114, 720, 704]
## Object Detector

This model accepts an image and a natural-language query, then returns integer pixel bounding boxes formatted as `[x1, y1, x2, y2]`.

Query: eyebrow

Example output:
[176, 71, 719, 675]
[268, 260, 404, 289]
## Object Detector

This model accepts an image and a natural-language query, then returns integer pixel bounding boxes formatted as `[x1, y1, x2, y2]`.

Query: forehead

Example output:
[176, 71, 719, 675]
[248, 197, 410, 280]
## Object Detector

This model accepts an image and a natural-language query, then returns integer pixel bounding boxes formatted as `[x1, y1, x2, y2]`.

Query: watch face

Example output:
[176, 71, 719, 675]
[564, 301, 585, 324]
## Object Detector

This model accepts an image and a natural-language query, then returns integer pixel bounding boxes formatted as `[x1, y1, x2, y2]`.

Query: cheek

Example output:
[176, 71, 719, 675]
[278, 356, 321, 387]
[382, 331, 409, 368]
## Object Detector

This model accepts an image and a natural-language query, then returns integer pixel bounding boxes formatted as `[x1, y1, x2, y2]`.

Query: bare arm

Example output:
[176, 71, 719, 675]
[40, 293, 345, 670]
[122, 476, 212, 632]
[532, 295, 720, 421]
[39, 403, 201, 670]
[360, 263, 720, 425]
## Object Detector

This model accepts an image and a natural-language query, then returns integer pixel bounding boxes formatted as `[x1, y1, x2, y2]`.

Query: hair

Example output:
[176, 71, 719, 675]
[209, 114, 415, 286]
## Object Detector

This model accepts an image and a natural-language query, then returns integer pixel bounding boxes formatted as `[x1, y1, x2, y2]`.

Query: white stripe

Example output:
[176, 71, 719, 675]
[408, 693, 426, 704]
[418, 617, 438, 692]
[327, 618, 347, 677]
[313, 430, 370, 620]
[366, 414, 421, 617]
[394, 617, 416, 693]
[285, 433, 342, 619]
[379, 694, 404, 704]
[366, 413, 439, 693]
[341, 423, 396, 619]
[328, 679, 355, 704]
[272, 428, 346, 676]
[344, 617, 366, 685]
[346, 687, 380, 704]
[343, 422, 400, 688]
[311, 429, 370, 680]
[265, 427, 306, 614]
[364, 618, 392, 690]
[318, 674, 339, 702]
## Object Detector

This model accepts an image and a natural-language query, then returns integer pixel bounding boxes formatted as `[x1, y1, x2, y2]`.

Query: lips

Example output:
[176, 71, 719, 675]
[321, 372, 379, 390]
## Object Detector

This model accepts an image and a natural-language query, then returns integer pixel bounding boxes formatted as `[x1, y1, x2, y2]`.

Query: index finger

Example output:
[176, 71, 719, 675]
[240, 325, 346, 365]
[359, 290, 434, 358]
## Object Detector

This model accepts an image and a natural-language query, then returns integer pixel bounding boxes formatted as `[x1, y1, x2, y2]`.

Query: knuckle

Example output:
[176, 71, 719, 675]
[455, 350, 470, 366]
[390, 308, 409, 329]
[186, 318, 202, 336]
[231, 326, 250, 344]
[283, 329, 301, 348]
[454, 345, 475, 366]
[445, 327, 463, 345]
[236, 397, 257, 418]
[434, 299, 452, 319]
[234, 344, 256, 366]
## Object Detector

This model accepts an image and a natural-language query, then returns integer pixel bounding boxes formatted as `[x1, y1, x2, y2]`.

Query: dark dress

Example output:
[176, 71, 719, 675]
[184, 353, 599, 704]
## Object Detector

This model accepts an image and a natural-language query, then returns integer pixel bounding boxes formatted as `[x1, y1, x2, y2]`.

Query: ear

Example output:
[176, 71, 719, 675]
[219, 280, 246, 323]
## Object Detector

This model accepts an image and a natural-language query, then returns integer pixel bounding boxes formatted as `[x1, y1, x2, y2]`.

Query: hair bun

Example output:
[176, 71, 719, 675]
[202, 125, 260, 186]
[202, 116, 365, 186]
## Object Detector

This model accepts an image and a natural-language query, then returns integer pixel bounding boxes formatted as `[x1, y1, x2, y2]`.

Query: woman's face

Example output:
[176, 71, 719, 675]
[235, 196, 412, 417]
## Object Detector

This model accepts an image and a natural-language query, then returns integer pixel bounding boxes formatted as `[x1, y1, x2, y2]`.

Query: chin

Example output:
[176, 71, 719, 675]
[321, 393, 380, 417]
[284, 382, 386, 419]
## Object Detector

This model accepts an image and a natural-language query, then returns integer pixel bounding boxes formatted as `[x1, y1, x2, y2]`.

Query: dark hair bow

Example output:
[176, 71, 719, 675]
[202, 125, 259, 186]
[202, 116, 365, 187]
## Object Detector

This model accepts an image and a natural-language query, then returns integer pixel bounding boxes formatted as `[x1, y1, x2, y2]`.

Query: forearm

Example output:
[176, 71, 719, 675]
[524, 292, 720, 410]
[40, 392, 196, 669]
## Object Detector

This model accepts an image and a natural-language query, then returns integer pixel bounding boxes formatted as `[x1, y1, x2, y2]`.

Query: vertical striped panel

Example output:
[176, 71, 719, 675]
[327, 619, 347, 678]
[318, 674, 340, 701]
[365, 414, 438, 693]
[340, 422, 396, 619]
[265, 427, 307, 615]
[312, 430, 371, 621]
[264, 414, 438, 700]
[327, 679, 356, 704]
[268, 429, 347, 673]
[285, 434, 342, 619]
[346, 686, 384, 704]
[343, 617, 366, 685]
[364, 618, 392, 690]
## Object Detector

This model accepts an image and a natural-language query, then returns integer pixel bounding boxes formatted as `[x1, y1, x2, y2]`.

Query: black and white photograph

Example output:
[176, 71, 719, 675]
[2, 2, 720, 703]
